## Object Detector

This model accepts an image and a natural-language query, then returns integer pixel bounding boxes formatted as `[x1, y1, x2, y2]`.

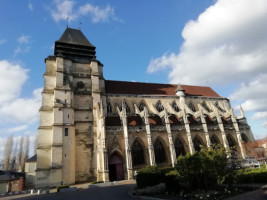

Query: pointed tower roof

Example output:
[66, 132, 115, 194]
[54, 27, 96, 63]
[175, 84, 185, 93]
[57, 28, 95, 47]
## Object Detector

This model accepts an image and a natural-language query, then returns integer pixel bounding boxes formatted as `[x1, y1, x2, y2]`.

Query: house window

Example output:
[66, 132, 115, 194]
[65, 128, 68, 136]
[172, 101, 179, 112]
[188, 102, 196, 112]
[132, 140, 145, 166]
[139, 102, 146, 111]
[156, 101, 164, 112]
[154, 138, 166, 163]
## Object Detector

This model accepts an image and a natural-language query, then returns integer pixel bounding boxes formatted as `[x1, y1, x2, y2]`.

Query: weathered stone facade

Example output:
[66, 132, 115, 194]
[35, 28, 255, 187]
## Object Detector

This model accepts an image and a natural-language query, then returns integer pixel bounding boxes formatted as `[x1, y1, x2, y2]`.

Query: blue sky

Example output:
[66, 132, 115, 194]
[0, 0, 267, 159]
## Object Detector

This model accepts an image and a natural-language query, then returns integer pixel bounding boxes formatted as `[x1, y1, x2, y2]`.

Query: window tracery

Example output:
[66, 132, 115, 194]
[210, 135, 219, 145]
[241, 133, 249, 143]
[188, 102, 196, 112]
[139, 101, 146, 111]
[175, 138, 185, 157]
[154, 138, 166, 163]
[156, 101, 164, 112]
[193, 136, 203, 151]
[172, 101, 179, 112]
[132, 139, 145, 166]
[123, 101, 130, 113]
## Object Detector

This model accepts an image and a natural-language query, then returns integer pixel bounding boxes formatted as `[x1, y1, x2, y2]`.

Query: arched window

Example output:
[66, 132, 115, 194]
[154, 138, 166, 163]
[202, 101, 211, 112]
[193, 136, 203, 152]
[175, 138, 185, 158]
[156, 101, 164, 112]
[227, 135, 236, 147]
[139, 102, 146, 111]
[107, 101, 112, 113]
[188, 102, 196, 112]
[132, 139, 145, 166]
[123, 101, 130, 113]
[172, 101, 179, 112]
[210, 135, 220, 145]
[241, 133, 249, 143]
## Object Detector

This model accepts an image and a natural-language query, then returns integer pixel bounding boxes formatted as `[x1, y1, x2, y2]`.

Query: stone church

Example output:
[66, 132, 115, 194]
[35, 28, 255, 187]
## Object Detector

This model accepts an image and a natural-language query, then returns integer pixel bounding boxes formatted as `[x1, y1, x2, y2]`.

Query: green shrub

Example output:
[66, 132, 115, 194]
[56, 185, 70, 192]
[175, 145, 235, 190]
[164, 170, 180, 194]
[236, 171, 267, 184]
[136, 166, 165, 188]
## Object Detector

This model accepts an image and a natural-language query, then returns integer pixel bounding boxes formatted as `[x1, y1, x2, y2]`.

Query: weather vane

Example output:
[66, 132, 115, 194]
[79, 22, 82, 30]
[67, 17, 69, 28]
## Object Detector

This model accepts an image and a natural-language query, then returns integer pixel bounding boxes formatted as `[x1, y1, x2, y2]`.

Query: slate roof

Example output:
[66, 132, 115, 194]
[26, 154, 37, 163]
[56, 28, 95, 47]
[105, 80, 221, 97]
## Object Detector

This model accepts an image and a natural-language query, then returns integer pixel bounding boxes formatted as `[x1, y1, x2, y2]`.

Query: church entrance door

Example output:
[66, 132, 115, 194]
[108, 152, 124, 181]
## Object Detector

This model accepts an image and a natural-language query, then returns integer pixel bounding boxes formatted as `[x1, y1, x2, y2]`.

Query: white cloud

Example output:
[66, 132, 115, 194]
[7, 125, 28, 133]
[147, 0, 267, 86]
[0, 39, 6, 45]
[0, 60, 28, 104]
[17, 35, 30, 44]
[14, 46, 30, 55]
[147, 0, 267, 129]
[50, 0, 121, 23]
[28, 2, 33, 11]
[0, 88, 42, 124]
[51, 0, 77, 22]
[79, 4, 121, 23]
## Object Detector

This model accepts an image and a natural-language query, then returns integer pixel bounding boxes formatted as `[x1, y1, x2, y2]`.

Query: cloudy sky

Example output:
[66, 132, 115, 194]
[0, 0, 266, 160]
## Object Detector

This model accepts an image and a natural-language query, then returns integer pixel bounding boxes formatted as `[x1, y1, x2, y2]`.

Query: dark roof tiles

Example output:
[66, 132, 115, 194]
[105, 80, 220, 97]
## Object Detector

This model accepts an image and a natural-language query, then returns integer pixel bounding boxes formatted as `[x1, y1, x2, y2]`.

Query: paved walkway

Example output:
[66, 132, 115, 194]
[1, 180, 136, 200]
[1, 180, 267, 200]
[226, 185, 267, 200]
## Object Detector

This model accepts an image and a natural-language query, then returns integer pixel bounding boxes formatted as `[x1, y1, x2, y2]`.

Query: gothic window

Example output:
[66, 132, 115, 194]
[123, 101, 130, 113]
[210, 135, 219, 145]
[193, 136, 203, 152]
[241, 133, 249, 143]
[175, 138, 185, 158]
[156, 101, 164, 112]
[227, 135, 236, 147]
[202, 101, 211, 112]
[132, 139, 145, 166]
[154, 138, 166, 164]
[172, 101, 179, 112]
[107, 101, 112, 113]
[215, 102, 225, 112]
[188, 102, 196, 112]
[138, 102, 146, 111]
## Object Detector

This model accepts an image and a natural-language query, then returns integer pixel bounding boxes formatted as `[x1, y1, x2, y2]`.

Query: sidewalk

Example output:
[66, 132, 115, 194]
[1, 180, 136, 200]
[226, 185, 267, 200]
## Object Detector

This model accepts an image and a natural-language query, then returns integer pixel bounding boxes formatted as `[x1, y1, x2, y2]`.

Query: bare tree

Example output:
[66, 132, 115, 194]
[3, 135, 13, 171]
[17, 136, 24, 172]
[10, 141, 18, 171]
[22, 136, 30, 171]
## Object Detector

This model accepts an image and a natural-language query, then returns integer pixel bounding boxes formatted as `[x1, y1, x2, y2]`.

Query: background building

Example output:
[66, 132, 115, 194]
[35, 28, 255, 187]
